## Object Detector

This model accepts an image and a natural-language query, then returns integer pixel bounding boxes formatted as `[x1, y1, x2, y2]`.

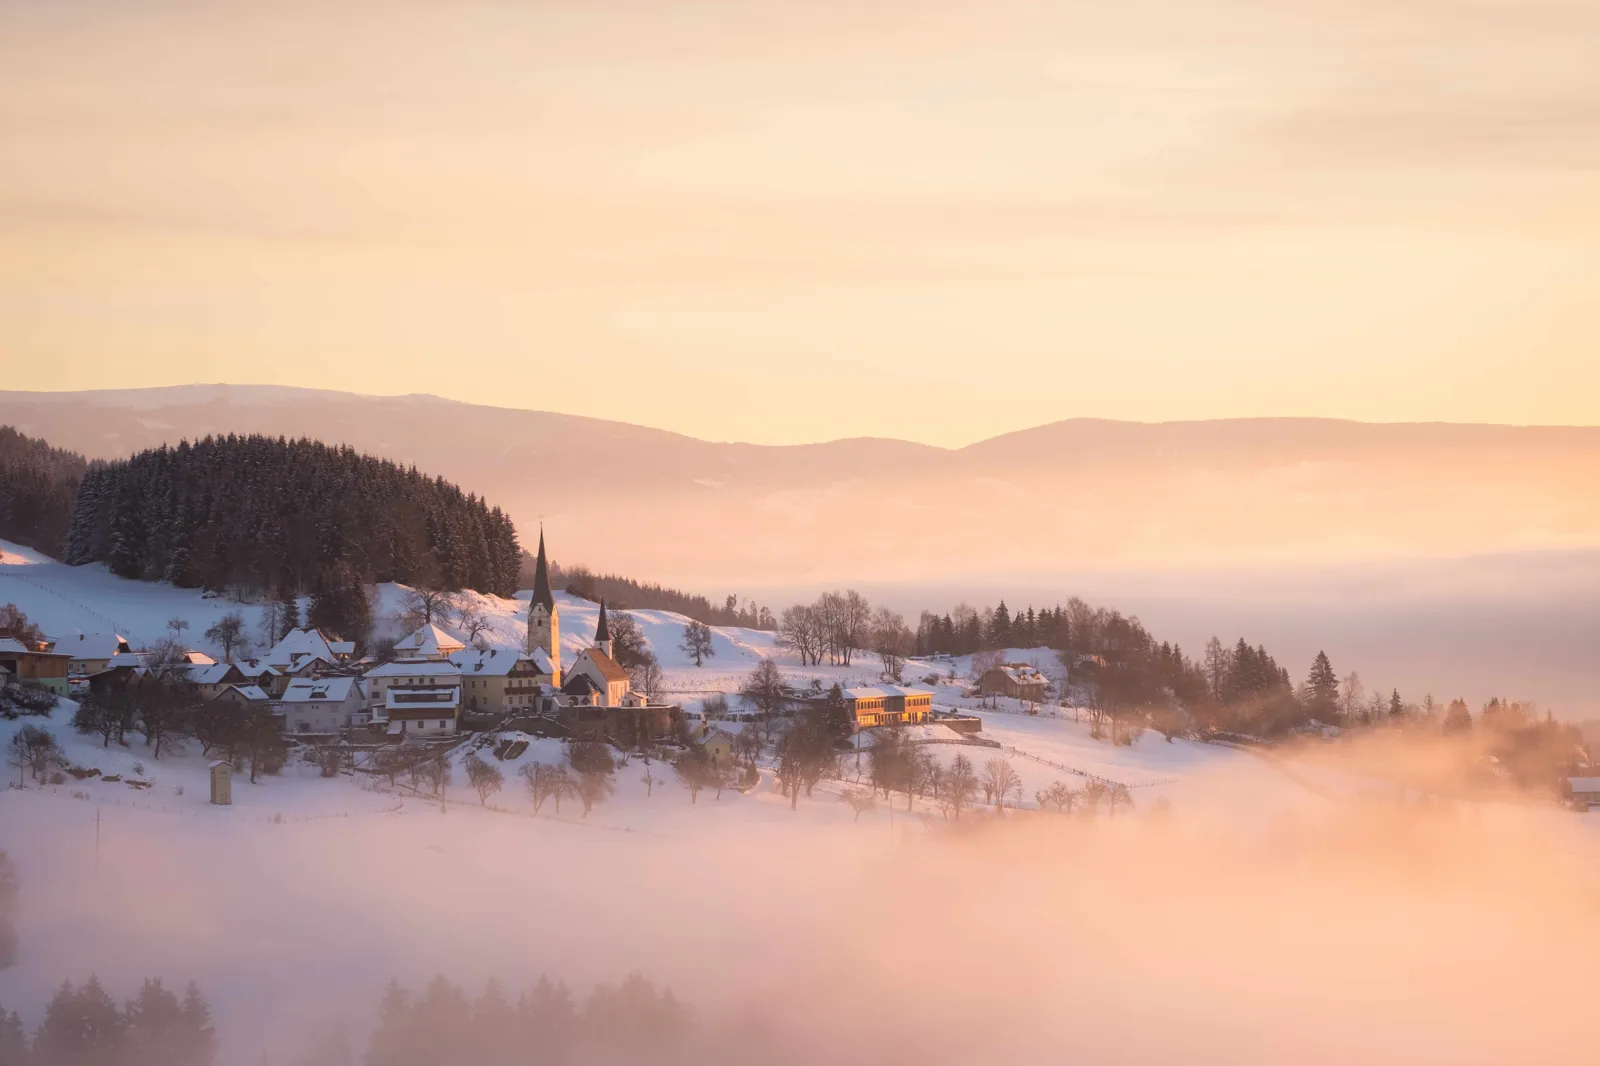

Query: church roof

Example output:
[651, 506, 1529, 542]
[594, 599, 610, 644]
[530, 529, 555, 611]
[578, 647, 629, 684]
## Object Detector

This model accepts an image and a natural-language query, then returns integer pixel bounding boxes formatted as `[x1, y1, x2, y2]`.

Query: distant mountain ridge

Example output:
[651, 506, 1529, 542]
[3, 386, 1598, 585]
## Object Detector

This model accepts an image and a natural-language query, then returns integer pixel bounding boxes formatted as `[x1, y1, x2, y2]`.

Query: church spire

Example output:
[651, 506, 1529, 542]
[531, 527, 554, 611]
[594, 598, 611, 648]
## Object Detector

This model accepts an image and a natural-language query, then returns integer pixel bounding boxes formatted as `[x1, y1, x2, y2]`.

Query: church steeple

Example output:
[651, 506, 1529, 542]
[594, 598, 612, 658]
[525, 526, 560, 684]
[530, 527, 554, 611]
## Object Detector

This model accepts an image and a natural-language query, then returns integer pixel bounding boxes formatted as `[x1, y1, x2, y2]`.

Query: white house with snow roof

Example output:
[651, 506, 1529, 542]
[449, 647, 553, 715]
[393, 623, 465, 661]
[278, 675, 365, 734]
[263, 628, 351, 678]
[363, 658, 461, 719]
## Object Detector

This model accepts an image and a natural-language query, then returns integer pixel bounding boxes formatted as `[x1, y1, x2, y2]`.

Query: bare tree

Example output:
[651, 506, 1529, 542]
[982, 759, 1022, 814]
[679, 621, 715, 667]
[7, 725, 60, 786]
[675, 748, 715, 804]
[465, 753, 504, 805]
[575, 770, 615, 817]
[776, 605, 826, 667]
[640, 762, 658, 797]
[840, 789, 877, 822]
[403, 587, 458, 628]
[204, 611, 249, 663]
[629, 653, 665, 704]
[943, 753, 978, 820]
[871, 606, 911, 683]
[1036, 780, 1079, 813]
[1105, 783, 1134, 818]
[418, 755, 452, 796]
[455, 603, 495, 650]
[520, 762, 561, 814]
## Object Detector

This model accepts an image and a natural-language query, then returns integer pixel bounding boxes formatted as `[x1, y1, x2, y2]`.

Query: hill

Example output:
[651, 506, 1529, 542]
[0, 424, 89, 557]
[3, 385, 1599, 585]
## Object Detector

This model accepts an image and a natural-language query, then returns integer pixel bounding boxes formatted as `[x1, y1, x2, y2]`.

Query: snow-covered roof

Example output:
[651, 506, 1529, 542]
[394, 623, 465, 659]
[1569, 777, 1600, 793]
[53, 632, 131, 660]
[281, 676, 359, 703]
[364, 659, 462, 679]
[103, 651, 146, 670]
[0, 637, 69, 657]
[449, 647, 545, 677]
[180, 649, 217, 665]
[221, 684, 271, 702]
[185, 662, 241, 685]
[844, 685, 935, 701]
[234, 660, 280, 679]
[986, 664, 1049, 685]
[263, 628, 343, 669]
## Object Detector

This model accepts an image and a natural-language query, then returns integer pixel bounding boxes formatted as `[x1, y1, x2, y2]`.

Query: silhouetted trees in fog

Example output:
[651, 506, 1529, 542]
[0, 976, 215, 1066]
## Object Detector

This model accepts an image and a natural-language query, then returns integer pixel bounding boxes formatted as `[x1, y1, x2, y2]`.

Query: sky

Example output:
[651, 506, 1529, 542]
[1, 0, 1598, 446]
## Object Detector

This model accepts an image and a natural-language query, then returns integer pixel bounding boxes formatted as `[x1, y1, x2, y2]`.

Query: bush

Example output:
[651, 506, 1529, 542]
[0, 683, 57, 719]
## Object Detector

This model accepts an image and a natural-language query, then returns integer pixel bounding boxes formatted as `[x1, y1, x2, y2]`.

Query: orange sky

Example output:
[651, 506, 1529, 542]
[2, 0, 1598, 446]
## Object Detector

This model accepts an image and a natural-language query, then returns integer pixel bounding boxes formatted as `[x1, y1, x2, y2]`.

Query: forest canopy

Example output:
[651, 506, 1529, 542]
[64, 435, 521, 599]
[0, 425, 89, 557]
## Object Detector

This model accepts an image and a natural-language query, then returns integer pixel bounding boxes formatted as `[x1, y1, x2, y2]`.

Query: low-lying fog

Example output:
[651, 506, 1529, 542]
[5, 737, 1600, 1065]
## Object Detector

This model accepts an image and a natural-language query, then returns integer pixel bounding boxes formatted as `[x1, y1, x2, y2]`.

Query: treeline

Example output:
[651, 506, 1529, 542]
[0, 976, 215, 1066]
[65, 435, 521, 600]
[0, 426, 89, 558]
[540, 560, 776, 630]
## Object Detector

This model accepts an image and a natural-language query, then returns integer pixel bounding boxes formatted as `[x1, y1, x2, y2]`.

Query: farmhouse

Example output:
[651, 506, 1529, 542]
[263, 628, 355, 676]
[183, 662, 247, 701]
[978, 663, 1051, 701]
[213, 684, 272, 707]
[363, 659, 462, 712]
[0, 636, 71, 697]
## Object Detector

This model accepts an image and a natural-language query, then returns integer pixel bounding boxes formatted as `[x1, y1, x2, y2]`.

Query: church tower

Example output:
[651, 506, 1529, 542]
[526, 528, 560, 684]
[594, 599, 613, 659]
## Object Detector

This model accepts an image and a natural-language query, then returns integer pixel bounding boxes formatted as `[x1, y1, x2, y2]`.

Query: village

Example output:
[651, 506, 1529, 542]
[2, 532, 1125, 818]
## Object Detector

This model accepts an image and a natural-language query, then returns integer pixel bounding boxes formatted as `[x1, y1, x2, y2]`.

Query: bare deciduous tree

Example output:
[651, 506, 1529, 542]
[465, 753, 504, 805]
[840, 789, 877, 822]
[982, 759, 1022, 814]
[204, 611, 249, 663]
[7, 725, 60, 786]
[679, 621, 715, 667]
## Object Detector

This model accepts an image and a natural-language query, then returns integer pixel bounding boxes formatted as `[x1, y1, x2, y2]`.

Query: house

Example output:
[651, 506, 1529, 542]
[263, 628, 354, 675]
[234, 659, 285, 697]
[363, 659, 462, 714]
[0, 637, 72, 697]
[178, 649, 217, 666]
[279, 676, 365, 734]
[977, 663, 1051, 702]
[450, 647, 554, 716]
[695, 725, 738, 767]
[393, 623, 466, 661]
[382, 686, 460, 739]
[52, 632, 132, 676]
[183, 662, 248, 702]
[1569, 777, 1600, 807]
[562, 602, 633, 708]
[841, 686, 935, 730]
[213, 684, 272, 706]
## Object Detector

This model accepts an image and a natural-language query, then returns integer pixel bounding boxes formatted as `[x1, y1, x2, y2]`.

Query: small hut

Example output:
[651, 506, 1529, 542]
[209, 760, 233, 806]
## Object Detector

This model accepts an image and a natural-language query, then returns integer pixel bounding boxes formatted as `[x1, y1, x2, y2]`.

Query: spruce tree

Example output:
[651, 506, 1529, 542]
[1305, 651, 1340, 721]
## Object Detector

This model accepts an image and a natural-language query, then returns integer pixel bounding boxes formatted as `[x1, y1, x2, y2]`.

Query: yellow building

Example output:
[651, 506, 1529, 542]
[450, 647, 555, 715]
[841, 686, 935, 730]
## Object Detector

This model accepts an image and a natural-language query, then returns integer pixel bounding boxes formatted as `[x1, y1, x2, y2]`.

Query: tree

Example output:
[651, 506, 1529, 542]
[7, 724, 60, 786]
[34, 977, 126, 1064]
[840, 789, 877, 821]
[0, 605, 43, 643]
[604, 612, 652, 672]
[739, 659, 787, 719]
[870, 606, 911, 682]
[454, 603, 494, 649]
[943, 753, 978, 819]
[1105, 783, 1134, 818]
[520, 762, 563, 814]
[639, 762, 658, 798]
[0, 850, 18, 971]
[166, 616, 190, 639]
[203, 611, 248, 663]
[629, 653, 665, 704]
[238, 707, 287, 782]
[775, 605, 825, 667]
[1389, 689, 1405, 720]
[403, 587, 458, 627]
[1203, 636, 1231, 702]
[981, 759, 1022, 814]
[674, 748, 715, 804]
[1339, 671, 1364, 725]
[1443, 699, 1473, 734]
[574, 769, 615, 817]
[1304, 651, 1339, 722]
[464, 753, 504, 806]
[280, 586, 302, 636]
[1036, 780, 1079, 813]
[679, 621, 715, 667]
